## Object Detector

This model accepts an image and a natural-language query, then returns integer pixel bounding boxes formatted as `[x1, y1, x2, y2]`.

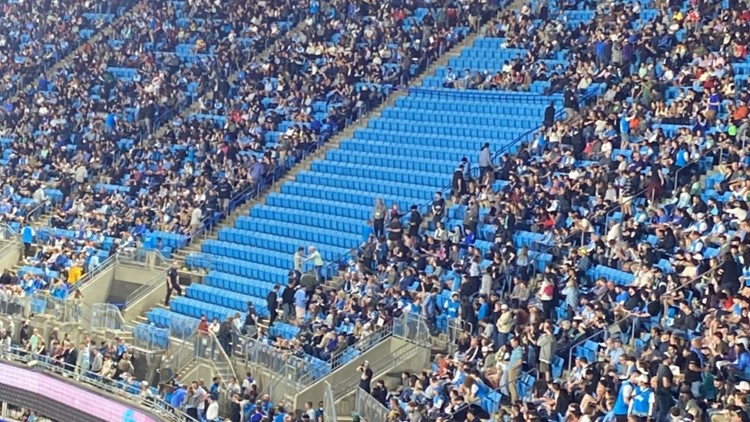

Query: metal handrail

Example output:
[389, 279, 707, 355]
[298, 317, 396, 386]
[195, 331, 239, 386]
[449, 367, 540, 417]
[528, 127, 724, 278]
[565, 261, 722, 372]
[355, 387, 389, 422]
[124, 265, 171, 309]
[0, 224, 22, 256]
[328, 336, 425, 400]
[0, 346, 197, 422]
[67, 253, 117, 294]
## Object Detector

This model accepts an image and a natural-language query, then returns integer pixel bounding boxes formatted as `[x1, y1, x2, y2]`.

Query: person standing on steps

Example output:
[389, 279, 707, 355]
[266, 284, 279, 328]
[282, 277, 296, 322]
[305, 246, 324, 284]
[164, 262, 182, 306]
[372, 198, 387, 238]
[21, 223, 34, 258]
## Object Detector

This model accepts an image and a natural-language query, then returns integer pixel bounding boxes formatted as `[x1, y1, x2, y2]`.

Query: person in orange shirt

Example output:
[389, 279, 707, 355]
[733, 102, 748, 121]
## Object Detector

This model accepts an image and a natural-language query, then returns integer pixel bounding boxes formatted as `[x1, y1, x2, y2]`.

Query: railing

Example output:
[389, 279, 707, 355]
[193, 331, 238, 382]
[236, 335, 311, 386]
[0, 345, 196, 422]
[355, 387, 388, 422]
[15, 291, 91, 327]
[323, 381, 338, 422]
[68, 253, 117, 295]
[118, 248, 171, 269]
[0, 223, 22, 258]
[564, 262, 722, 372]
[90, 303, 130, 332]
[297, 317, 396, 385]
[0, 223, 19, 239]
[184, 159, 287, 246]
[329, 334, 427, 401]
[68, 248, 170, 298]
[124, 264, 171, 309]
[450, 367, 540, 418]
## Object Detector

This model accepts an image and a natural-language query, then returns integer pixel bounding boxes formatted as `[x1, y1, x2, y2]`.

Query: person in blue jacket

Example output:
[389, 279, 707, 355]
[21, 224, 34, 258]
[613, 371, 639, 422]
[170, 384, 187, 410]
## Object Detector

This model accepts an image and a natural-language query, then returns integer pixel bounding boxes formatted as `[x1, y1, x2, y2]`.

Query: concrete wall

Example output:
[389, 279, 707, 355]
[114, 264, 168, 321]
[114, 265, 165, 286]
[77, 264, 116, 305]
[179, 360, 216, 384]
[0, 240, 21, 273]
[108, 280, 142, 304]
[122, 279, 168, 322]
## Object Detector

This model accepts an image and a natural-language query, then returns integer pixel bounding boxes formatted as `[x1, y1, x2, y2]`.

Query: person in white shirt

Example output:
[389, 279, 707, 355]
[204, 397, 219, 421]
[190, 206, 203, 232]
[32, 185, 47, 204]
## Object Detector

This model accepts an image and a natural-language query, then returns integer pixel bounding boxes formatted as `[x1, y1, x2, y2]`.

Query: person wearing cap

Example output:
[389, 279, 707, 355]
[495, 303, 513, 347]
[628, 373, 655, 420]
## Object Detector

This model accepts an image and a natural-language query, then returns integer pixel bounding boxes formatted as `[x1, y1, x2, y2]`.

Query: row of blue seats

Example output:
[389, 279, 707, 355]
[200, 241, 299, 269]
[451, 48, 527, 63]
[266, 193, 371, 222]
[586, 265, 636, 286]
[216, 228, 347, 262]
[280, 183, 416, 217]
[252, 205, 365, 236]
[368, 118, 527, 139]
[158, 299, 334, 380]
[396, 97, 555, 113]
[296, 171, 434, 202]
[326, 150, 456, 176]
[18, 266, 59, 282]
[187, 284, 269, 317]
[512, 231, 549, 248]
[383, 107, 542, 125]
[187, 253, 290, 286]
[339, 139, 479, 162]
[269, 323, 301, 339]
[235, 216, 362, 249]
[353, 128, 518, 148]
[700, 190, 734, 204]
[310, 161, 443, 188]
[472, 37, 505, 49]
[202, 269, 284, 300]
[133, 324, 170, 349]
[146, 308, 199, 338]
[171, 295, 246, 323]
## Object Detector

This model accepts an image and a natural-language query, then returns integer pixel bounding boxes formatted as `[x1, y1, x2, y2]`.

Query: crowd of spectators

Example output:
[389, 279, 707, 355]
[0, 0, 138, 101]
[14, 0, 750, 420]
[343, 0, 750, 421]
[0, 0, 310, 306]
[167, 0, 504, 379]
[0, 318, 302, 422]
